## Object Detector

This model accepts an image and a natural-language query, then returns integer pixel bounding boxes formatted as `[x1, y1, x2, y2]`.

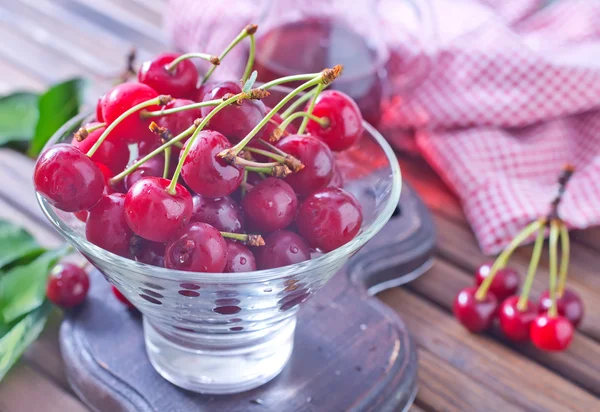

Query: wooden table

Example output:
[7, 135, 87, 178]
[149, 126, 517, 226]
[1, 1, 599, 411]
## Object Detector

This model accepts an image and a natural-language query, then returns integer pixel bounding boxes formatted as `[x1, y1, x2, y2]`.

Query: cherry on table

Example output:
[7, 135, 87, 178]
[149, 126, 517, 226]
[453, 287, 498, 333]
[180, 130, 243, 198]
[46, 263, 90, 309]
[498, 296, 537, 342]
[34, 144, 105, 212]
[255, 230, 311, 270]
[165, 222, 227, 272]
[242, 178, 298, 233]
[124, 177, 193, 242]
[538, 288, 584, 328]
[138, 52, 198, 99]
[224, 240, 257, 272]
[306, 90, 363, 152]
[475, 262, 520, 301]
[200, 81, 267, 143]
[191, 194, 244, 233]
[86, 193, 134, 257]
[296, 187, 362, 252]
[530, 314, 574, 351]
[276, 134, 335, 196]
[71, 123, 129, 174]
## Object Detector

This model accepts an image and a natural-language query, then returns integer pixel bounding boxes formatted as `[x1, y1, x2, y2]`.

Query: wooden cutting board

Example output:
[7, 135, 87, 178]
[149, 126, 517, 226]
[60, 184, 435, 412]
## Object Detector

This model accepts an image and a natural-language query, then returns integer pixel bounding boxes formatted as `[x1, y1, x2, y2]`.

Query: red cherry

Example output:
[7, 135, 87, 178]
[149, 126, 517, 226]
[255, 230, 311, 270]
[71, 123, 129, 174]
[530, 314, 574, 351]
[262, 108, 297, 141]
[498, 296, 537, 342]
[224, 240, 256, 272]
[96, 94, 105, 122]
[95, 163, 116, 194]
[453, 287, 498, 333]
[46, 263, 90, 309]
[276, 134, 334, 196]
[74, 210, 88, 222]
[111, 285, 135, 309]
[200, 81, 266, 143]
[34, 144, 105, 212]
[165, 222, 227, 272]
[191, 194, 244, 233]
[101, 83, 159, 144]
[124, 177, 193, 242]
[475, 263, 520, 301]
[296, 187, 362, 252]
[130, 237, 166, 267]
[306, 90, 363, 151]
[138, 52, 198, 98]
[191, 81, 215, 103]
[86, 193, 133, 257]
[180, 130, 243, 197]
[538, 288, 584, 327]
[137, 132, 163, 156]
[124, 155, 176, 191]
[156, 99, 201, 139]
[242, 178, 298, 233]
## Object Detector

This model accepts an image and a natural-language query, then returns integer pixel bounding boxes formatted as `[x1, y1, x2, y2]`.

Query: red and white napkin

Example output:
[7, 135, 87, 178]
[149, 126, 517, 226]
[166, 0, 600, 254]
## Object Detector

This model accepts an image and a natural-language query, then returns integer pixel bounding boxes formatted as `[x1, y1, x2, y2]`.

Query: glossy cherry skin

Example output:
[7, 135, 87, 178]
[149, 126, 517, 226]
[475, 263, 520, 302]
[71, 123, 129, 174]
[180, 130, 243, 197]
[156, 99, 202, 139]
[101, 83, 159, 144]
[276, 134, 334, 196]
[538, 288, 584, 328]
[46, 263, 90, 309]
[86, 193, 133, 257]
[96, 94, 105, 122]
[124, 155, 176, 191]
[200, 81, 267, 143]
[138, 52, 198, 98]
[34, 144, 105, 212]
[453, 287, 498, 333]
[306, 90, 363, 152]
[498, 296, 537, 342]
[137, 132, 163, 156]
[130, 237, 166, 267]
[296, 187, 362, 252]
[165, 222, 227, 272]
[255, 230, 311, 270]
[530, 314, 574, 351]
[242, 178, 298, 233]
[225, 240, 257, 272]
[191, 194, 244, 233]
[191, 81, 216, 103]
[124, 177, 193, 242]
[111, 285, 135, 309]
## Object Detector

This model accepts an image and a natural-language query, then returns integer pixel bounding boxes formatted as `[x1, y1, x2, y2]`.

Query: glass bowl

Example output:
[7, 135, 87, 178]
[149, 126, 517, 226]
[36, 113, 401, 394]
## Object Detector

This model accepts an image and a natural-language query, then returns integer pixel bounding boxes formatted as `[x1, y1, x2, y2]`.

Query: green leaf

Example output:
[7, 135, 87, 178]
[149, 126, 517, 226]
[0, 247, 66, 323]
[28, 78, 88, 157]
[0, 301, 50, 381]
[243, 70, 258, 93]
[0, 92, 39, 146]
[0, 220, 42, 269]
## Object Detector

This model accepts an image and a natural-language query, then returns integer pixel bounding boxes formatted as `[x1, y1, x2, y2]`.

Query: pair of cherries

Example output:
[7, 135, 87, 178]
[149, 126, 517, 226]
[454, 262, 583, 351]
[34, 49, 365, 277]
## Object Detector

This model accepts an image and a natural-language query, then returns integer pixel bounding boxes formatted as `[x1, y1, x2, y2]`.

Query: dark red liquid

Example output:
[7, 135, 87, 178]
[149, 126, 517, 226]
[254, 19, 386, 127]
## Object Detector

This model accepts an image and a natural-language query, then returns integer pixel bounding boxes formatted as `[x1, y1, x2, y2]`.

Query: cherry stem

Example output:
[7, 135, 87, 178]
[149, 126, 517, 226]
[273, 111, 327, 141]
[245, 146, 304, 172]
[202, 24, 257, 85]
[548, 219, 560, 317]
[557, 221, 570, 298]
[109, 122, 198, 184]
[241, 169, 249, 197]
[165, 53, 220, 72]
[244, 164, 291, 177]
[223, 71, 337, 159]
[234, 158, 279, 168]
[258, 73, 321, 91]
[241, 34, 255, 84]
[281, 86, 326, 119]
[298, 83, 324, 134]
[163, 146, 171, 179]
[547, 164, 575, 220]
[220, 232, 265, 247]
[258, 139, 287, 156]
[141, 99, 222, 118]
[475, 220, 542, 301]
[167, 92, 245, 194]
[74, 122, 107, 141]
[517, 219, 547, 311]
[244, 147, 286, 163]
[87, 96, 170, 157]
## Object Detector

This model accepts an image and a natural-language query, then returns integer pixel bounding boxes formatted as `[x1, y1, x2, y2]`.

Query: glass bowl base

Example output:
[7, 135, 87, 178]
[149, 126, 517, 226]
[144, 317, 296, 394]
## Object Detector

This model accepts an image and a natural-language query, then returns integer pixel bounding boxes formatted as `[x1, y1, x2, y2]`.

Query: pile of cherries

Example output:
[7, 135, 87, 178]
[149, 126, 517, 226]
[34, 25, 365, 282]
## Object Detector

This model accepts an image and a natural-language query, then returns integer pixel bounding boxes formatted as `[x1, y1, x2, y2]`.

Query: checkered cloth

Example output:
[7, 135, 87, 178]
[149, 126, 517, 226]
[166, 0, 600, 254]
